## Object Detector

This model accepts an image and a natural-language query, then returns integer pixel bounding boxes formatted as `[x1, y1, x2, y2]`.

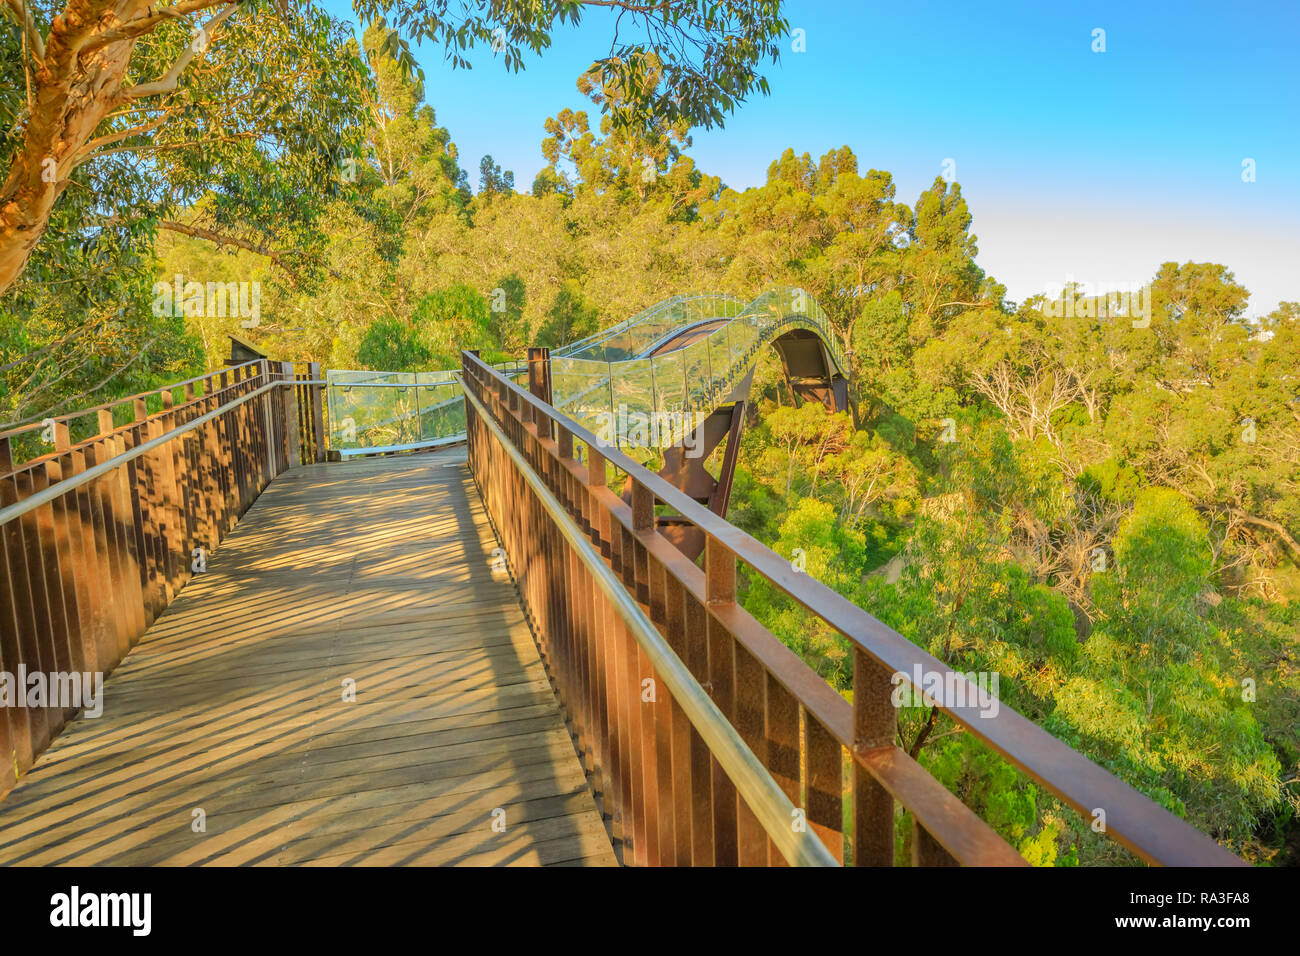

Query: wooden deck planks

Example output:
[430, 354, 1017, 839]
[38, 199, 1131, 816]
[0, 450, 616, 867]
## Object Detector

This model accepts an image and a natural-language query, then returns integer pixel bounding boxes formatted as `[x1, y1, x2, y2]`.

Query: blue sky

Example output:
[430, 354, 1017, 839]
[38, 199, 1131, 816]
[322, 0, 1300, 316]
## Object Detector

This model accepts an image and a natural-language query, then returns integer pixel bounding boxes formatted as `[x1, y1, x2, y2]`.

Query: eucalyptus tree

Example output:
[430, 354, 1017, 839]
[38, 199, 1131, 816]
[0, 0, 371, 294]
[1, 0, 788, 295]
[1, 0, 371, 425]
[1, 0, 788, 422]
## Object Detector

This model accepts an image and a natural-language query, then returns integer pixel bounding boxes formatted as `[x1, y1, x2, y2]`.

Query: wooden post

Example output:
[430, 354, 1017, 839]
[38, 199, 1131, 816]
[0, 435, 33, 794]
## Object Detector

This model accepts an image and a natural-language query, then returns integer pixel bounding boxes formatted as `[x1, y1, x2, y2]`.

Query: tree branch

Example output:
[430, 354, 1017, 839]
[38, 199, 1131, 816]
[82, 0, 231, 52]
[1228, 508, 1300, 562]
[75, 115, 171, 161]
[3, 0, 45, 64]
[122, 2, 240, 101]
[160, 219, 342, 281]
[4, 335, 161, 428]
[907, 705, 940, 759]
[83, 132, 257, 163]
[162, 218, 287, 262]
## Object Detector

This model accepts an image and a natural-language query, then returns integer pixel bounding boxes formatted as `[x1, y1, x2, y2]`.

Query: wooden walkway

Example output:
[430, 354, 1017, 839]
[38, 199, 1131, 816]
[0, 451, 616, 866]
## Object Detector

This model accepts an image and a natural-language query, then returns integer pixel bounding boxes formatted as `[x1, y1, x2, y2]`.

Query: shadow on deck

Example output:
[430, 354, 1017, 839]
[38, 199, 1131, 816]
[0, 450, 616, 867]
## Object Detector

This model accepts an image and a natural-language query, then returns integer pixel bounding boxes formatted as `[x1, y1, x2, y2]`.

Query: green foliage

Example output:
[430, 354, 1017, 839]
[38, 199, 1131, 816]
[535, 279, 600, 349]
[356, 316, 430, 369]
[1094, 488, 1213, 654]
[411, 283, 493, 366]
[2, 2, 372, 421]
[19, 13, 1281, 865]
[1080, 457, 1142, 503]
[478, 155, 515, 198]
[1063, 489, 1283, 844]
[353, 1, 789, 131]
[744, 497, 866, 688]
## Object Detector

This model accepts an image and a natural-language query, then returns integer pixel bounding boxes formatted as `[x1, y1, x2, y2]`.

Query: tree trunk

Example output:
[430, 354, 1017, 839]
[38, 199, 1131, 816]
[0, 1, 146, 294]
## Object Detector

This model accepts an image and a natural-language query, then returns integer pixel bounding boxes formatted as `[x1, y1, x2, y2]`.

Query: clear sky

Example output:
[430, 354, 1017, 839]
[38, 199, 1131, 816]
[321, 0, 1300, 317]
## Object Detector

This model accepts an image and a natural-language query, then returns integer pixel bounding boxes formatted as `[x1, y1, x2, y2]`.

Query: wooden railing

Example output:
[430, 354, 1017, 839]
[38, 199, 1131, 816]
[0, 360, 324, 797]
[461, 350, 1244, 867]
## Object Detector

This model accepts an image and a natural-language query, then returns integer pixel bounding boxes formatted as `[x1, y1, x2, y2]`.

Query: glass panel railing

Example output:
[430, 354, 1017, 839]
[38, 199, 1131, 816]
[680, 336, 711, 410]
[326, 365, 518, 452]
[551, 355, 613, 439]
[556, 292, 747, 363]
[326, 287, 844, 456]
[326, 370, 419, 451]
[608, 357, 655, 448]
[651, 349, 688, 416]
[412, 370, 464, 441]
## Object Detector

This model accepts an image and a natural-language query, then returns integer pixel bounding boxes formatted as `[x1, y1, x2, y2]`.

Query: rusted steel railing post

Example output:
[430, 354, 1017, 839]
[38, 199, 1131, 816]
[703, 535, 738, 865]
[627, 477, 659, 864]
[527, 347, 552, 440]
[278, 361, 300, 470]
[527, 346, 553, 405]
[308, 361, 326, 462]
[852, 646, 898, 866]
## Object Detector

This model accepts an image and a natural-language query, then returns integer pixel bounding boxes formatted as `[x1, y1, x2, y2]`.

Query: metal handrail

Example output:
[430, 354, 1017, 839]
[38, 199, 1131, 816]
[0, 360, 266, 439]
[0, 380, 282, 526]
[463, 379, 839, 867]
[556, 292, 747, 360]
[464, 352, 1244, 867]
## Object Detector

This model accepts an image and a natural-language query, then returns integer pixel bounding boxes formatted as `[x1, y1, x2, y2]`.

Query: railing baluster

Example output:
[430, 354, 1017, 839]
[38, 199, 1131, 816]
[628, 477, 661, 863]
[853, 646, 897, 866]
[0, 366, 303, 782]
[647, 554, 676, 864]
[0, 437, 38, 787]
[662, 573, 695, 865]
[764, 673, 800, 866]
[82, 431, 131, 666]
[804, 712, 844, 863]
[130, 398, 163, 614]
[63, 444, 107, 677]
[308, 362, 326, 464]
[733, 643, 768, 865]
[35, 460, 76, 691]
[106, 410, 151, 634]
[160, 389, 190, 593]
[606, 551, 633, 859]
[682, 587, 714, 864]
[704, 536, 739, 865]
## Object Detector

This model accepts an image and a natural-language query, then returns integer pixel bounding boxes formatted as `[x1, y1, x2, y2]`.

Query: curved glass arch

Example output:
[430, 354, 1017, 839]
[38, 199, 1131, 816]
[552, 286, 846, 455]
[326, 289, 845, 457]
